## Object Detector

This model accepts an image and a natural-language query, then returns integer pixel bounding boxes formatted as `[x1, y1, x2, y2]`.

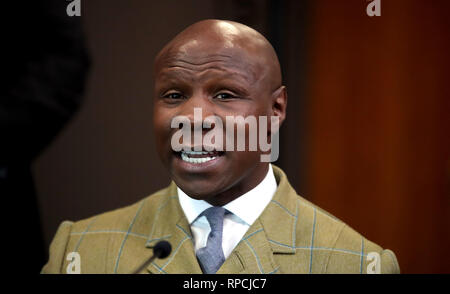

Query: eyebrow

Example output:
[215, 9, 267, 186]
[156, 70, 252, 97]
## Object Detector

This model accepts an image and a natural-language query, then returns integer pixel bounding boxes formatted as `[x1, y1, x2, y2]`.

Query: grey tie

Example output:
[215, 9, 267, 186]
[196, 206, 226, 274]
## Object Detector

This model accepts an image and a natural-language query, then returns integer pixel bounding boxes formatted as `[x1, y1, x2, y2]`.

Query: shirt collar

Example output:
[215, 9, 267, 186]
[177, 164, 277, 226]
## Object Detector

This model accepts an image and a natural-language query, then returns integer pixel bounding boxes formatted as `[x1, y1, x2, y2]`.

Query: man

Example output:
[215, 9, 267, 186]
[42, 20, 400, 274]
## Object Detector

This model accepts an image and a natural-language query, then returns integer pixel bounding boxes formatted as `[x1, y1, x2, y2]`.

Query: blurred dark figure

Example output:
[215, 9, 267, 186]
[1, 0, 89, 273]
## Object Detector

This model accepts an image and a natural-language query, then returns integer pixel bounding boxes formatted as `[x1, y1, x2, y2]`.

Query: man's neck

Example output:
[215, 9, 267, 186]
[177, 164, 277, 227]
[202, 163, 270, 206]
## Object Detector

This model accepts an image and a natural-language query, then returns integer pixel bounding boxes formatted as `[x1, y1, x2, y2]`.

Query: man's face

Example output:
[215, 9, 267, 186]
[153, 41, 274, 205]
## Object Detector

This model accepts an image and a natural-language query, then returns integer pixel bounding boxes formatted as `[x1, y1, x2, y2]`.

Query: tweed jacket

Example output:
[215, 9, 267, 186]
[42, 166, 400, 274]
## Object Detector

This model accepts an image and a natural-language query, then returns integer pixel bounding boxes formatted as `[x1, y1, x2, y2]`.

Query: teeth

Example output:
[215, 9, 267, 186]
[180, 152, 217, 164]
[183, 150, 216, 156]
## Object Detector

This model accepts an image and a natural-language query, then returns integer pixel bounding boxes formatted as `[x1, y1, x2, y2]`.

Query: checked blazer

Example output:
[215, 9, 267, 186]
[42, 165, 400, 274]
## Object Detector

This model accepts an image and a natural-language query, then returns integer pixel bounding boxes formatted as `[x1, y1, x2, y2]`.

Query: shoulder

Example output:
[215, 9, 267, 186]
[270, 165, 400, 273]
[41, 184, 176, 274]
[295, 195, 400, 273]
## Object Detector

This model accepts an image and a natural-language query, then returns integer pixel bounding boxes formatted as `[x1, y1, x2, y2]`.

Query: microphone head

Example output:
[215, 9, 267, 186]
[153, 240, 172, 259]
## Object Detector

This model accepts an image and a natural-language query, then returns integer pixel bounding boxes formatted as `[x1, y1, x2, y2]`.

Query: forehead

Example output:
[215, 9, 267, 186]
[155, 41, 262, 84]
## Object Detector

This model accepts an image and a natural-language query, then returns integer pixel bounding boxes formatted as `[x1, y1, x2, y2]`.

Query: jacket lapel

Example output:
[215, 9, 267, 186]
[260, 166, 299, 256]
[217, 165, 298, 274]
[145, 165, 299, 274]
[216, 218, 281, 274]
[145, 183, 202, 274]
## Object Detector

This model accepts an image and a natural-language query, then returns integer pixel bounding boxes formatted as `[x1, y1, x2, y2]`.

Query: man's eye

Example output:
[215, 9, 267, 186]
[163, 92, 183, 99]
[215, 92, 235, 100]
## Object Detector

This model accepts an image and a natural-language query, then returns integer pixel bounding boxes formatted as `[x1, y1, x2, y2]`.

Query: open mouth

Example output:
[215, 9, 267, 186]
[176, 150, 225, 164]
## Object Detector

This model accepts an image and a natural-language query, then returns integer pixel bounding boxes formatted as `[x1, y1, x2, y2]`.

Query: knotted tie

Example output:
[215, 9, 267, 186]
[196, 206, 226, 274]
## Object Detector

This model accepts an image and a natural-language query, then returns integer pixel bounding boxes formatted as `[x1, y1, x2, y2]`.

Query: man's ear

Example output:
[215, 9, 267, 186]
[271, 85, 287, 127]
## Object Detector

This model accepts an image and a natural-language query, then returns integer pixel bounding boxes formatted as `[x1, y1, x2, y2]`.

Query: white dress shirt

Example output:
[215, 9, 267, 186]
[177, 164, 277, 259]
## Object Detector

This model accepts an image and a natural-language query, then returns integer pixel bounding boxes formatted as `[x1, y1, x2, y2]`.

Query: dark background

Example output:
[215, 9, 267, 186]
[28, 0, 449, 273]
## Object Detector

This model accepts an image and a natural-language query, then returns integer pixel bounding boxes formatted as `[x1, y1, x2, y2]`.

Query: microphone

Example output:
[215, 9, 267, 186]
[131, 240, 172, 274]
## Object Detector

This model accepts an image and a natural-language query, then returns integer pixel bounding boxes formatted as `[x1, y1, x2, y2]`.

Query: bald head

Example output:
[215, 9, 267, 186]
[152, 20, 288, 204]
[154, 19, 282, 91]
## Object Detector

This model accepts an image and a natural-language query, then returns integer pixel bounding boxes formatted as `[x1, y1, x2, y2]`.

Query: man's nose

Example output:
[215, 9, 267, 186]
[177, 93, 215, 130]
